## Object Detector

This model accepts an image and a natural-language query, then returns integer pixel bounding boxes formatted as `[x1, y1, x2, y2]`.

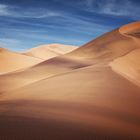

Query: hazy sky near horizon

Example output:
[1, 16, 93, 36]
[0, 0, 139, 51]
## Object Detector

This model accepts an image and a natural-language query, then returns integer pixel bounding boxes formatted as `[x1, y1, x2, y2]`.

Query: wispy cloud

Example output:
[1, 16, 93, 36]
[50, 0, 140, 19]
[11, 9, 60, 19]
[0, 3, 60, 18]
[85, 0, 140, 19]
[0, 4, 10, 16]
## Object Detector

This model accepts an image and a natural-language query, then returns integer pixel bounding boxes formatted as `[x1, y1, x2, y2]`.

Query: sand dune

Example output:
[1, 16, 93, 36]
[110, 21, 140, 87]
[110, 48, 140, 86]
[119, 21, 140, 34]
[68, 29, 139, 60]
[0, 44, 77, 92]
[0, 56, 90, 93]
[23, 44, 76, 60]
[0, 47, 42, 74]
[1, 65, 140, 139]
[0, 21, 140, 139]
[0, 22, 139, 93]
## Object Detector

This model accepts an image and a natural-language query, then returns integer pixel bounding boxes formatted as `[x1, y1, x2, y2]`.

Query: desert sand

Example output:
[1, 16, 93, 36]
[23, 44, 76, 60]
[0, 47, 42, 74]
[0, 21, 140, 140]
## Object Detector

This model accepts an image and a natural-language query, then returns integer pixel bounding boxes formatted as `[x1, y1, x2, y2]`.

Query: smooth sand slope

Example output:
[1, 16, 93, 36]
[1, 65, 140, 139]
[23, 44, 76, 60]
[0, 47, 42, 74]
[0, 55, 90, 93]
[0, 21, 140, 139]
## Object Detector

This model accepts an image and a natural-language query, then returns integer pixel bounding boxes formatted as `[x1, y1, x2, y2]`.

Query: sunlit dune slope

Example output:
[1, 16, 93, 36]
[68, 29, 139, 59]
[23, 44, 76, 60]
[110, 49, 140, 86]
[0, 48, 42, 74]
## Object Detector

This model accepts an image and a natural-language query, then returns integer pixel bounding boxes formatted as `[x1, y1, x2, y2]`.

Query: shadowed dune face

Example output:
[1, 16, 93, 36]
[0, 21, 140, 139]
[23, 44, 76, 60]
[0, 114, 135, 140]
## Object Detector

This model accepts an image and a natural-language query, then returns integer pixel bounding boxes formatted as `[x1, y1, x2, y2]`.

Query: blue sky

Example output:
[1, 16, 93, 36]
[0, 0, 139, 51]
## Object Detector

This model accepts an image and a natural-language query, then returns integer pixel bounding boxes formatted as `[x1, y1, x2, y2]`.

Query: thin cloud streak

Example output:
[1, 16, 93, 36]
[0, 4, 10, 16]
[0, 3, 60, 19]
[85, 0, 140, 19]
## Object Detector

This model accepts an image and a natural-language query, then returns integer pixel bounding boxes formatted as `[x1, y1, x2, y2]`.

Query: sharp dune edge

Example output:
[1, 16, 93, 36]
[0, 21, 140, 140]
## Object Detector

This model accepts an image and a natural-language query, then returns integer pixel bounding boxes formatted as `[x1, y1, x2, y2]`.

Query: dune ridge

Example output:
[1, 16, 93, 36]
[23, 44, 76, 60]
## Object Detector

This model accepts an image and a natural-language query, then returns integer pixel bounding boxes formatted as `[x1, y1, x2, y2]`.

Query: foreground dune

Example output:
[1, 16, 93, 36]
[0, 21, 140, 139]
[1, 65, 140, 139]
[23, 44, 76, 60]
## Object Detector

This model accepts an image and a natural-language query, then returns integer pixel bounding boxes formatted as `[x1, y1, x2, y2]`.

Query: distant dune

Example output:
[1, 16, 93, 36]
[23, 44, 76, 60]
[0, 21, 140, 139]
[0, 48, 42, 74]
